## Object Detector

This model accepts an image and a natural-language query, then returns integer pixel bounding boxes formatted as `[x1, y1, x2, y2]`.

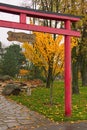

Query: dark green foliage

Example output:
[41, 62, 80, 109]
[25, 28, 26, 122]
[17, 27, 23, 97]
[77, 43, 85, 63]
[0, 41, 4, 73]
[1, 44, 26, 77]
[27, 63, 46, 82]
[79, 21, 87, 86]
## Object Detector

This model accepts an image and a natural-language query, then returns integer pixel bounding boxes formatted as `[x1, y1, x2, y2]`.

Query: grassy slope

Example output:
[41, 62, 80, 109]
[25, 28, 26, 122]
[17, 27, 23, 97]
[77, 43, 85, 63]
[10, 81, 87, 122]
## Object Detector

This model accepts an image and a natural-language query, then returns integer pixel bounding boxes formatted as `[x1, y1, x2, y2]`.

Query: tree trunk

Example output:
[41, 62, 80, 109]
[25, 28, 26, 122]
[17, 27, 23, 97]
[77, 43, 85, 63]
[82, 71, 87, 86]
[72, 61, 79, 94]
[80, 21, 87, 86]
[71, 18, 80, 94]
[80, 59, 87, 86]
[50, 80, 53, 105]
[72, 47, 79, 94]
[46, 65, 53, 88]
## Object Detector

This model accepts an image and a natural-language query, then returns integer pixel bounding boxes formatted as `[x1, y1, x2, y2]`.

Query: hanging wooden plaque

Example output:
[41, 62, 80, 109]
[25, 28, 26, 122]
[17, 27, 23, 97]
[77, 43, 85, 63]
[7, 31, 35, 43]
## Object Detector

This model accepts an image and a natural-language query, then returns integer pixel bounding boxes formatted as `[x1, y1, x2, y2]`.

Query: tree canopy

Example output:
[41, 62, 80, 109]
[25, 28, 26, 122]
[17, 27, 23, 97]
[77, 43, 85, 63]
[23, 32, 77, 87]
[1, 44, 26, 77]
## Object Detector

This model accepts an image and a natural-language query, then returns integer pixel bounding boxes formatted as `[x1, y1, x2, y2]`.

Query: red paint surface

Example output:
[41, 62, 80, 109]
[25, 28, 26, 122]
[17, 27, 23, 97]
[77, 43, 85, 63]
[0, 20, 80, 36]
[20, 13, 26, 24]
[0, 3, 80, 21]
[65, 20, 72, 116]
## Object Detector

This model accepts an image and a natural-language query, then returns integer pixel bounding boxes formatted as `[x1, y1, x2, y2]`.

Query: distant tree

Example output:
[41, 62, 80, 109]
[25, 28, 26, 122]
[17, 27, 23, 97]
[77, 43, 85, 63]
[1, 44, 26, 77]
[0, 41, 4, 57]
[22, 0, 87, 90]
[0, 42, 4, 74]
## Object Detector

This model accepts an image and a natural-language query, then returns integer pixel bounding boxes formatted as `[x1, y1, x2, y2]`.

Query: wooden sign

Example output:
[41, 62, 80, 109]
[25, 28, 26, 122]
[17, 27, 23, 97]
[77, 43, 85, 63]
[7, 31, 35, 43]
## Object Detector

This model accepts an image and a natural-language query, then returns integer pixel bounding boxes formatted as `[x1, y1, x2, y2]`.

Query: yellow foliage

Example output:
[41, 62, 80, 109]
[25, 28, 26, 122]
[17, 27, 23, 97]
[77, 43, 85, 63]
[19, 69, 29, 76]
[22, 32, 78, 78]
[71, 37, 78, 49]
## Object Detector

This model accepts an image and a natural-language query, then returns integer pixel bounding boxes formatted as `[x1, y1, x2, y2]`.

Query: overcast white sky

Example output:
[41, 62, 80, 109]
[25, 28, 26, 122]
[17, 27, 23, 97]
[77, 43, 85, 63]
[0, 0, 25, 6]
[0, 0, 32, 47]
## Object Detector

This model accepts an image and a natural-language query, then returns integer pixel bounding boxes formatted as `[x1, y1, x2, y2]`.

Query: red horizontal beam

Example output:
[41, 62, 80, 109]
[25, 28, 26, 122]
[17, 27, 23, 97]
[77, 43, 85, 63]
[0, 20, 80, 37]
[0, 3, 81, 22]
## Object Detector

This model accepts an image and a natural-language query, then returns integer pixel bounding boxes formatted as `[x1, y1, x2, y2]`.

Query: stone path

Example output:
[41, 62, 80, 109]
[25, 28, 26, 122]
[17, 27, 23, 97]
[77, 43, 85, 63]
[0, 86, 53, 130]
[35, 121, 87, 130]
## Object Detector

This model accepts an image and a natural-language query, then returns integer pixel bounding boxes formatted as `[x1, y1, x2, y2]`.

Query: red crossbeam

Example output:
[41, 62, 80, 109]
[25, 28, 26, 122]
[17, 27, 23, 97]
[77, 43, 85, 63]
[0, 20, 80, 37]
[0, 3, 80, 22]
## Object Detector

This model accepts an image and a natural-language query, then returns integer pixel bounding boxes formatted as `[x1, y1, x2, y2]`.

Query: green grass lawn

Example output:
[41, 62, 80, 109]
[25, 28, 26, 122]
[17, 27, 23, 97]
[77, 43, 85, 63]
[9, 81, 87, 122]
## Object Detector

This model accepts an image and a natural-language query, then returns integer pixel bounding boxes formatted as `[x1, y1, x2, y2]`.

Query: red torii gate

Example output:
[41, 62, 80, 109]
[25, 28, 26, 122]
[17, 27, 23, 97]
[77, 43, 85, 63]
[0, 3, 81, 117]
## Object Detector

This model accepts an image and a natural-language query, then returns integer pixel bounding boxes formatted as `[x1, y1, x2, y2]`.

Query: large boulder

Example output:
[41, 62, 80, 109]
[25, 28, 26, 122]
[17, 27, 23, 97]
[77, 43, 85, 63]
[2, 83, 21, 96]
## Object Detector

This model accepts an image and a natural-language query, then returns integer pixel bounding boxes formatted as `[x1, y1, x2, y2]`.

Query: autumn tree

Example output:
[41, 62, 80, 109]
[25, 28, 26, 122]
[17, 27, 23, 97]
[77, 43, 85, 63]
[60, 0, 87, 90]
[78, 0, 87, 86]
[29, 0, 81, 93]
[37, 0, 87, 90]
[60, 0, 87, 89]
[22, 0, 87, 91]
[23, 32, 64, 88]
[23, 32, 64, 105]
[23, 32, 78, 104]
[23, 32, 77, 85]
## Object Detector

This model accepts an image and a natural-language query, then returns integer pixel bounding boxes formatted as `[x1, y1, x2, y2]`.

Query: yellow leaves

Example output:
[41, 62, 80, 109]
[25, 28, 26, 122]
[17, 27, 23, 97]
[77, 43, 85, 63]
[15, 126, 20, 129]
[23, 42, 34, 61]
[55, 35, 63, 45]
[22, 32, 78, 78]
[70, 121, 75, 124]
[22, 32, 65, 77]
[19, 69, 29, 76]
[31, 126, 35, 129]
[73, 105, 78, 110]
[71, 37, 78, 49]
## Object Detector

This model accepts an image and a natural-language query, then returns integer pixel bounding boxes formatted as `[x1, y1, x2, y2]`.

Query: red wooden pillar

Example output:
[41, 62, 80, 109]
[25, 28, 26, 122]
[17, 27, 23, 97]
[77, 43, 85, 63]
[20, 13, 26, 24]
[64, 20, 72, 116]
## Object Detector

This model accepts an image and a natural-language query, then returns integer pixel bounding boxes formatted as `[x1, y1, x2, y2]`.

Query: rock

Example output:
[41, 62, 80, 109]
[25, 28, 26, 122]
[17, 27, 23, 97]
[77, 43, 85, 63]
[0, 75, 12, 82]
[21, 85, 28, 92]
[27, 87, 32, 96]
[2, 84, 21, 96]
[20, 82, 27, 86]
